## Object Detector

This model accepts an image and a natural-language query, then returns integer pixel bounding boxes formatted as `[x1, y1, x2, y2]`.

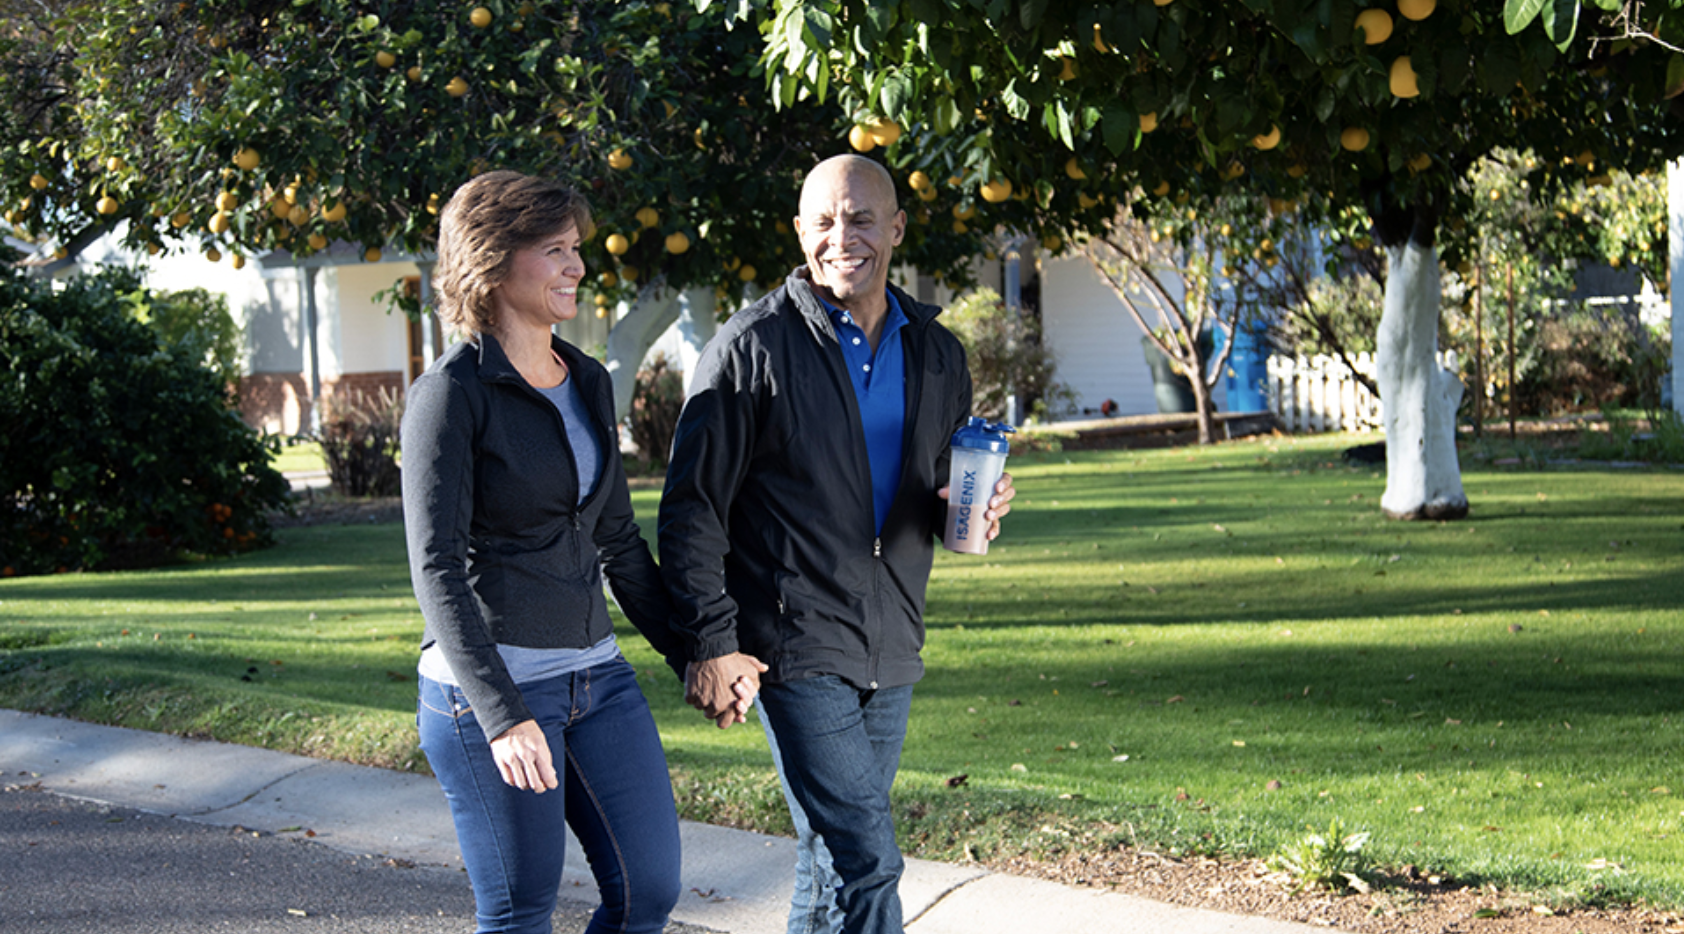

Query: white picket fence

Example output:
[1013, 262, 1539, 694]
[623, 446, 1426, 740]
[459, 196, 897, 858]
[1265, 351, 1461, 433]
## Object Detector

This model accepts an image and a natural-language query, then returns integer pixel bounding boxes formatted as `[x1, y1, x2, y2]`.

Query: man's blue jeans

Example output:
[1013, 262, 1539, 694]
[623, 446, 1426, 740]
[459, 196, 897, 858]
[758, 676, 914, 934]
[760, 701, 844, 934]
[417, 658, 681, 934]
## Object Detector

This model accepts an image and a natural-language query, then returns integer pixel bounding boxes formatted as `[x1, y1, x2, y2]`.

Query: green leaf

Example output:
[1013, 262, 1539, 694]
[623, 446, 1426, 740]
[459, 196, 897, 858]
[1667, 54, 1684, 100]
[881, 72, 911, 120]
[1504, 0, 1546, 34]
[1541, 0, 1578, 49]
[1102, 100, 1134, 156]
[1001, 79, 1031, 121]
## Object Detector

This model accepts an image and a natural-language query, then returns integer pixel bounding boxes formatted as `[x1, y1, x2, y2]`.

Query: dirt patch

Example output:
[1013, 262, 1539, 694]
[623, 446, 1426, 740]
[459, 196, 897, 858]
[991, 849, 1681, 934]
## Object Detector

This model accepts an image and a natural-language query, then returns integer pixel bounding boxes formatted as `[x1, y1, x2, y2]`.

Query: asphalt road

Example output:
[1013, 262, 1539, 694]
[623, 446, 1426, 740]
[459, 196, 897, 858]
[0, 784, 718, 934]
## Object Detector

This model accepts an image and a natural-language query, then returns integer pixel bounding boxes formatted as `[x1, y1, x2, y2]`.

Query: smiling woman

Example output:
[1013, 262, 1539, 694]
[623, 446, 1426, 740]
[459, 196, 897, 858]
[401, 169, 693, 934]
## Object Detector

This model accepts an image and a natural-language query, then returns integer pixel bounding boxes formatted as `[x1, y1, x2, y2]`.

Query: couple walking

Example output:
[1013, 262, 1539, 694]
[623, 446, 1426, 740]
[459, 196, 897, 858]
[401, 154, 1016, 934]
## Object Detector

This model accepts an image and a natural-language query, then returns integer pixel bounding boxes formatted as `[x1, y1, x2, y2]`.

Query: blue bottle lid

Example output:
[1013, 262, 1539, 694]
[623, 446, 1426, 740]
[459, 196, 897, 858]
[950, 416, 1015, 454]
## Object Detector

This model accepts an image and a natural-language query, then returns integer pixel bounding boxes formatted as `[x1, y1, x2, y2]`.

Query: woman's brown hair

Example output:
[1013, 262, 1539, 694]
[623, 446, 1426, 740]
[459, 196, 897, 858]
[433, 170, 594, 335]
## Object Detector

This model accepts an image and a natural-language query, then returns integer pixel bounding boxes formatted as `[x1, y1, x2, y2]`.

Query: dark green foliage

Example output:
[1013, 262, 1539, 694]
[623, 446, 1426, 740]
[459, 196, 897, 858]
[0, 267, 289, 575]
[318, 389, 402, 497]
[129, 287, 243, 390]
[1514, 305, 1672, 415]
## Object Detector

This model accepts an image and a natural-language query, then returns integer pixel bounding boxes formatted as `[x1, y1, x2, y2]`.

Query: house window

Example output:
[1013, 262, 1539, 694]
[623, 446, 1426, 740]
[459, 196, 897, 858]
[405, 277, 445, 383]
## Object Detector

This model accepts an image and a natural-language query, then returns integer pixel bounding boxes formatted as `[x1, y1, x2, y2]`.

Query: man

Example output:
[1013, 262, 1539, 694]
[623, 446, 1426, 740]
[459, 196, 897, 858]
[658, 154, 1014, 934]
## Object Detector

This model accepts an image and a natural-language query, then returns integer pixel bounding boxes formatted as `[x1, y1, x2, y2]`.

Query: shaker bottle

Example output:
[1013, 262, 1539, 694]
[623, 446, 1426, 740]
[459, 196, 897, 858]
[943, 417, 1014, 555]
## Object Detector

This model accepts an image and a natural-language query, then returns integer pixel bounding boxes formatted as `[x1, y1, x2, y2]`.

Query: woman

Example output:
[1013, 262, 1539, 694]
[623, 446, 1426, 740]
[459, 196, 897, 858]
[402, 170, 686, 934]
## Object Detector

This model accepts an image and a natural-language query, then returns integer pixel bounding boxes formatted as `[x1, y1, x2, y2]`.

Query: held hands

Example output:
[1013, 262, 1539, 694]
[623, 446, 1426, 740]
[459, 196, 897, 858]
[685, 652, 769, 730]
[489, 719, 558, 793]
[937, 471, 1016, 541]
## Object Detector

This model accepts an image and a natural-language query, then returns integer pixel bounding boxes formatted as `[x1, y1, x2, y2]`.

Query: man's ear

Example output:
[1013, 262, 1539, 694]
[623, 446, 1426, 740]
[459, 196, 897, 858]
[890, 209, 907, 247]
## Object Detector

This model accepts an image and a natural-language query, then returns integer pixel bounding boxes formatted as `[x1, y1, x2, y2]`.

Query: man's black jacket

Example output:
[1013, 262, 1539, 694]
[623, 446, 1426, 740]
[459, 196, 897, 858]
[658, 268, 973, 689]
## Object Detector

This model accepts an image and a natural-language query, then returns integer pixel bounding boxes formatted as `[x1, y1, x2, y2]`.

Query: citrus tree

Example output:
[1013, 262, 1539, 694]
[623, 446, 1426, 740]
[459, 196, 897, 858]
[0, 0, 991, 419]
[713, 0, 1684, 518]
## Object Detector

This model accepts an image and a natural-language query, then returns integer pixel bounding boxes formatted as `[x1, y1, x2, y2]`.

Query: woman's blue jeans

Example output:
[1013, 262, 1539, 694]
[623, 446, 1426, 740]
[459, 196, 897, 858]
[757, 676, 913, 934]
[417, 658, 680, 934]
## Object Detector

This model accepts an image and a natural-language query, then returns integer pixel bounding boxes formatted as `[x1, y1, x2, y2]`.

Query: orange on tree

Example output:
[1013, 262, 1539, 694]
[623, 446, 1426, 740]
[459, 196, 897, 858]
[1389, 56, 1419, 98]
[847, 125, 876, 152]
[605, 233, 630, 254]
[979, 178, 1012, 202]
[665, 231, 691, 254]
[233, 147, 260, 171]
[1398, 0, 1435, 21]
[1355, 9, 1393, 43]
[1340, 126, 1371, 151]
[608, 148, 633, 170]
[867, 119, 901, 147]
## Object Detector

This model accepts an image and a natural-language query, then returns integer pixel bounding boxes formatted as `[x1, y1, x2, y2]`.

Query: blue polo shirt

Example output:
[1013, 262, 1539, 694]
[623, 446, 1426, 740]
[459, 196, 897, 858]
[824, 293, 907, 536]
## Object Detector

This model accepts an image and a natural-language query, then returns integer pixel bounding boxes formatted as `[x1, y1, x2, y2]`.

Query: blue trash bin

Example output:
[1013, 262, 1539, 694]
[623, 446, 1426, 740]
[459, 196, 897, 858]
[1224, 323, 1270, 413]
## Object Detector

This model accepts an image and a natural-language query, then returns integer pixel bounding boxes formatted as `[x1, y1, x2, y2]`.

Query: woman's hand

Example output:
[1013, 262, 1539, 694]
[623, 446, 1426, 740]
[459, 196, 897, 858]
[489, 719, 558, 792]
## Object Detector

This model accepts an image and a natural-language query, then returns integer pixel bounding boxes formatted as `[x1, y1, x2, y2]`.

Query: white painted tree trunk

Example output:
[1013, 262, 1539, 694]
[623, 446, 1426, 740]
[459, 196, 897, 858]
[605, 285, 681, 422]
[673, 288, 720, 398]
[1377, 241, 1469, 520]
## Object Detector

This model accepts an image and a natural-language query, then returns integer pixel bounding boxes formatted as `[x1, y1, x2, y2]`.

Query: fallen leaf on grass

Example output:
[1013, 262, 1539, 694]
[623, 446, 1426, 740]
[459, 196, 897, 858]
[1166, 695, 1184, 704]
[1472, 908, 1501, 919]
[287, 909, 308, 917]
[945, 774, 968, 788]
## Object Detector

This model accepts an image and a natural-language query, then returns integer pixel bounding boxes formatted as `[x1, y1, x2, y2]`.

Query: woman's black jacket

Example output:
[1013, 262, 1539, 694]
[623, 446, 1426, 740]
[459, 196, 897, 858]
[402, 332, 682, 741]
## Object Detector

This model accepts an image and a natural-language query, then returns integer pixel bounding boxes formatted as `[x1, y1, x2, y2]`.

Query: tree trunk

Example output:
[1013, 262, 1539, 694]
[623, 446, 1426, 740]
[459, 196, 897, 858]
[605, 283, 681, 421]
[672, 288, 719, 398]
[1189, 364, 1214, 444]
[1374, 207, 1468, 521]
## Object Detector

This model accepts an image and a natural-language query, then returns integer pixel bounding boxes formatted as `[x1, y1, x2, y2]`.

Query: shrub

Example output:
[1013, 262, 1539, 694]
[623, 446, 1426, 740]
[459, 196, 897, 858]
[127, 286, 243, 390]
[943, 288, 1072, 423]
[1514, 304, 1670, 415]
[629, 351, 683, 468]
[0, 267, 290, 575]
[317, 388, 403, 497]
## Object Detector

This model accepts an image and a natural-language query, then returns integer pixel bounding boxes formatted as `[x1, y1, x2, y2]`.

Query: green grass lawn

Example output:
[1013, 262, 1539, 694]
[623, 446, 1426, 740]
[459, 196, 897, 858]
[2, 432, 1681, 909]
[269, 440, 326, 475]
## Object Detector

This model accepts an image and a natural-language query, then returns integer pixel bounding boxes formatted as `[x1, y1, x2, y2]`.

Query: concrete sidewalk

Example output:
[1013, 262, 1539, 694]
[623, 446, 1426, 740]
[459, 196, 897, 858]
[1, 709, 1342, 934]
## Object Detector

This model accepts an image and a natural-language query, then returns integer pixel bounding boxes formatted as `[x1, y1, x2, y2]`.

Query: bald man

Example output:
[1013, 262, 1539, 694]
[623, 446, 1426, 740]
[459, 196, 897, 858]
[659, 155, 1014, 934]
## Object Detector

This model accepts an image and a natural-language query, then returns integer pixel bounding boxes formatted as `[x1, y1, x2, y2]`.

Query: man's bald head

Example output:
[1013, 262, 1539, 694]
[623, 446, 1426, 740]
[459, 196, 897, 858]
[800, 155, 899, 216]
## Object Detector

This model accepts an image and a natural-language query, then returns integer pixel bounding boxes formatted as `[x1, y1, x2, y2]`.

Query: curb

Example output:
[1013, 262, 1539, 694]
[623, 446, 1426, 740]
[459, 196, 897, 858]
[0, 709, 1344, 934]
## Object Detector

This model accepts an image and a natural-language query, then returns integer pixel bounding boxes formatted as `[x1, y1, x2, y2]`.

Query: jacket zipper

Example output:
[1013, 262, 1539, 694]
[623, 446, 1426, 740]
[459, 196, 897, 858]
[869, 536, 882, 688]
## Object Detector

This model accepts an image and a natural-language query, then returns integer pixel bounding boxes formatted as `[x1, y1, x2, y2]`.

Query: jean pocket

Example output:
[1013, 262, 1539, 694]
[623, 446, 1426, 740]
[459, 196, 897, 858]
[419, 682, 473, 720]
